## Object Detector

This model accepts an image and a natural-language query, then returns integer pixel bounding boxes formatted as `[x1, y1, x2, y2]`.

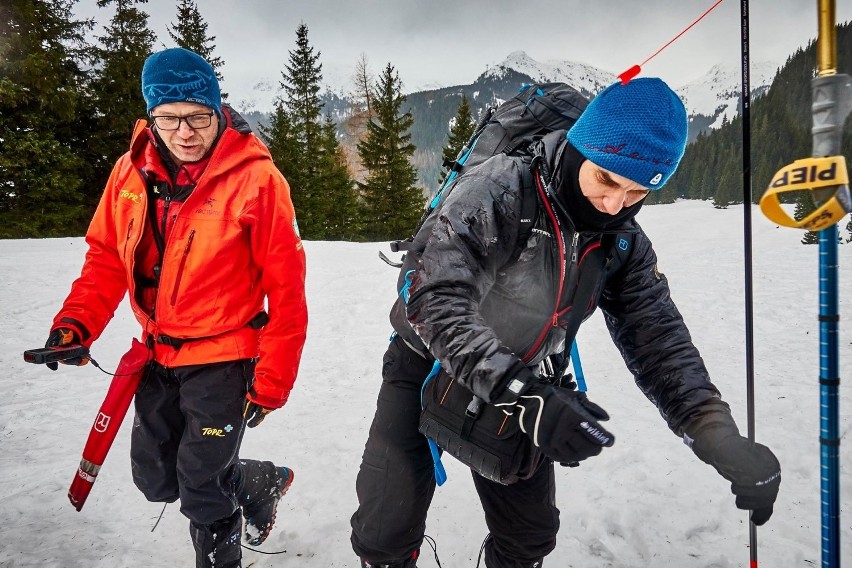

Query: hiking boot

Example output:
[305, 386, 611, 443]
[190, 510, 242, 568]
[241, 465, 294, 546]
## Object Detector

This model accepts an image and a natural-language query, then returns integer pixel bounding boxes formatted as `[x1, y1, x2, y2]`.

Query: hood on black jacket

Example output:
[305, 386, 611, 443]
[532, 130, 644, 232]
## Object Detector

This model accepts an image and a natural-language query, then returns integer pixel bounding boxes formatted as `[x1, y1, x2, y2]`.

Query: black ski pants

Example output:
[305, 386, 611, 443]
[351, 337, 560, 568]
[131, 358, 253, 524]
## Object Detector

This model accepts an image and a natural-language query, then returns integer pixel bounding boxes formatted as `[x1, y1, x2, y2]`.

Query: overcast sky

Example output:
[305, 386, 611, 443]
[72, 0, 852, 105]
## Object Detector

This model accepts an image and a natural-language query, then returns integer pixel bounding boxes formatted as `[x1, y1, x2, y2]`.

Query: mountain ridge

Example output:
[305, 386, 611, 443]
[237, 51, 781, 189]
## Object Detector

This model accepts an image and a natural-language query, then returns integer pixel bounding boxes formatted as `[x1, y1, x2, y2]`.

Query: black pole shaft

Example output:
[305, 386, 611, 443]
[739, 0, 759, 565]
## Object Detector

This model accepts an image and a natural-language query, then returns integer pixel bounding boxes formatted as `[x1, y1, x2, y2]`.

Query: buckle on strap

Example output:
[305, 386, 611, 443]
[155, 334, 185, 349]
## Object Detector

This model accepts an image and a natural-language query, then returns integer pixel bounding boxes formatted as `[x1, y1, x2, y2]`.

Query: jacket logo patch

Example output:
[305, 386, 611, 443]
[119, 190, 141, 203]
[202, 427, 226, 437]
[195, 197, 221, 216]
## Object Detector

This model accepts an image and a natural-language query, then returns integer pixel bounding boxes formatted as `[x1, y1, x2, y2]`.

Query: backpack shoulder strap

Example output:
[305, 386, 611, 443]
[512, 159, 540, 260]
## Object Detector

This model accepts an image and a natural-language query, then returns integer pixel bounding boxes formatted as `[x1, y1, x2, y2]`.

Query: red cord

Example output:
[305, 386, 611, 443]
[618, 0, 725, 84]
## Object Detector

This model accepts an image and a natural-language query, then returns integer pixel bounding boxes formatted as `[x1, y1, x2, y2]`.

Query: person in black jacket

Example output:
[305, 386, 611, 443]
[350, 78, 781, 568]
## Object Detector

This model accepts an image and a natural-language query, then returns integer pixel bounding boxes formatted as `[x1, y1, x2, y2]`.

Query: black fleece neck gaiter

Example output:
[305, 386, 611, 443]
[555, 143, 644, 232]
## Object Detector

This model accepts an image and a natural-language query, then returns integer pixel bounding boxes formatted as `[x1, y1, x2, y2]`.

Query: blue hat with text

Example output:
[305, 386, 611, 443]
[141, 48, 221, 116]
[567, 78, 687, 189]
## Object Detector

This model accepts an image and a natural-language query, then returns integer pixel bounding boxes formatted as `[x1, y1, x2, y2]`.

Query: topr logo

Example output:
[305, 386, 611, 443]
[119, 189, 141, 203]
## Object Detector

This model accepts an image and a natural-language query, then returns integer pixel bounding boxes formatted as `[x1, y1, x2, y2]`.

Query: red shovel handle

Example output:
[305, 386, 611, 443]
[68, 339, 149, 511]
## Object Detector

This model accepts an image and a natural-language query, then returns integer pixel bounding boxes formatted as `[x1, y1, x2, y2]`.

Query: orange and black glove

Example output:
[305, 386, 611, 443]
[44, 328, 88, 371]
[243, 392, 275, 428]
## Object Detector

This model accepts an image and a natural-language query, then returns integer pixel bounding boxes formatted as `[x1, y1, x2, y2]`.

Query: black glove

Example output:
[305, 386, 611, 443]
[243, 399, 274, 428]
[507, 382, 614, 465]
[693, 433, 781, 526]
[44, 328, 87, 371]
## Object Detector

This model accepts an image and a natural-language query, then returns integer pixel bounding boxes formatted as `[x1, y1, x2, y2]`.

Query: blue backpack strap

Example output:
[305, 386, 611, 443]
[569, 339, 587, 393]
[420, 361, 448, 486]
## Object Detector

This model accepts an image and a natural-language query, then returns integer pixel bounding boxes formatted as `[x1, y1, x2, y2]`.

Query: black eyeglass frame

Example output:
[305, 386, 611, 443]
[150, 111, 216, 131]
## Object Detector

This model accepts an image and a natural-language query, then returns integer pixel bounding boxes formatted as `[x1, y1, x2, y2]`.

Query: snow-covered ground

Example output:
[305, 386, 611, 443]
[1, 201, 849, 567]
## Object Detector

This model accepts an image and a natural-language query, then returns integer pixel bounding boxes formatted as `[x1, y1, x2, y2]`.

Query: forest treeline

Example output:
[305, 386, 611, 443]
[1, 1, 849, 242]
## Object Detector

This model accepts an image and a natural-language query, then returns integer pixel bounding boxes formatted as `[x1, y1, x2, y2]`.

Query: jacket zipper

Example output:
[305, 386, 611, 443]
[122, 218, 135, 260]
[522, 170, 568, 363]
[170, 229, 195, 306]
[553, 240, 603, 325]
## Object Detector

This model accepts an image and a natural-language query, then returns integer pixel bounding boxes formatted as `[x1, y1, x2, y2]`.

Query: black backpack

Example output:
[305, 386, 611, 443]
[386, 82, 589, 261]
[385, 83, 595, 486]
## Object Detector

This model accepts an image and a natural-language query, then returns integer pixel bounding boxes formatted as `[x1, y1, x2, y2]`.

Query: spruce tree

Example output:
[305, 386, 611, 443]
[438, 94, 475, 186]
[262, 23, 359, 240]
[89, 0, 155, 191]
[357, 63, 422, 241]
[0, 0, 94, 237]
[266, 23, 325, 237]
[316, 115, 361, 240]
[166, 0, 225, 87]
[284, 23, 323, 160]
[260, 102, 300, 187]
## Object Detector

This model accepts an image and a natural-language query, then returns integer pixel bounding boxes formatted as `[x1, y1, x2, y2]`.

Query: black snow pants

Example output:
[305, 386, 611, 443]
[350, 337, 560, 568]
[131, 358, 282, 568]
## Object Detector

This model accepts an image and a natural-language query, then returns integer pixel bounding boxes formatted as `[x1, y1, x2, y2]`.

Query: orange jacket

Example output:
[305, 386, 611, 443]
[53, 110, 308, 408]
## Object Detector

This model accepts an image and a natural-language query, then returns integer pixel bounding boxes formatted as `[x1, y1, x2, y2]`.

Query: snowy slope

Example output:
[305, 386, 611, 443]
[0, 202, 850, 567]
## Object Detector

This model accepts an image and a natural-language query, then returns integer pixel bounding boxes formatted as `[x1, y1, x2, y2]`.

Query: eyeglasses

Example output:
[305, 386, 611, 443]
[150, 112, 215, 131]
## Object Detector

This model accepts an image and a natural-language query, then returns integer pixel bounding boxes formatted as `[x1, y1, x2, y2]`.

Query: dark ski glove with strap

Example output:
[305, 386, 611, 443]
[244, 387, 275, 428]
[502, 382, 614, 465]
[691, 430, 781, 526]
[44, 328, 88, 370]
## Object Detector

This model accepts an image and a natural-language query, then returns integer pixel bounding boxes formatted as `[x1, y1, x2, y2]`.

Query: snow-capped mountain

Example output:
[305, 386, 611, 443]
[234, 50, 782, 188]
[677, 60, 780, 129]
[482, 50, 617, 99]
[484, 51, 780, 133]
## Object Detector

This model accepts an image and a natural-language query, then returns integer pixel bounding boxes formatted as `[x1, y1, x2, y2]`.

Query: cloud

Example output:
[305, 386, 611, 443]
[74, 0, 850, 104]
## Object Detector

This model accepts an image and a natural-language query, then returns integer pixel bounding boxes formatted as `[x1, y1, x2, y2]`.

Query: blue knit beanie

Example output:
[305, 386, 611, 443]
[141, 48, 221, 116]
[567, 78, 687, 189]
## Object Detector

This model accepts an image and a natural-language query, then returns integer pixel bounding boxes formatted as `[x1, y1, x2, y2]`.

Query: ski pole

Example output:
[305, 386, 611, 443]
[736, 2, 760, 565]
[758, 2, 850, 565]
[812, 3, 848, 565]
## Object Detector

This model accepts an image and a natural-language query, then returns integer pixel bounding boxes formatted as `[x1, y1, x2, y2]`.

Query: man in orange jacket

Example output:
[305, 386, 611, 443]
[44, 47, 308, 568]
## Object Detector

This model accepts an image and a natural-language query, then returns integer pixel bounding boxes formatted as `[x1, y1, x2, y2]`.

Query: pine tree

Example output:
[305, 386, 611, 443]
[260, 102, 300, 186]
[88, 0, 156, 191]
[166, 0, 225, 89]
[284, 24, 323, 159]
[438, 94, 475, 186]
[0, 0, 94, 237]
[266, 23, 325, 237]
[357, 63, 423, 241]
[262, 23, 359, 240]
[316, 115, 362, 240]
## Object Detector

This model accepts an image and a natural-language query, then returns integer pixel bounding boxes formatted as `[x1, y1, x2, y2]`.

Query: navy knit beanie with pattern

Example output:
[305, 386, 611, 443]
[141, 48, 221, 116]
[567, 78, 687, 189]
